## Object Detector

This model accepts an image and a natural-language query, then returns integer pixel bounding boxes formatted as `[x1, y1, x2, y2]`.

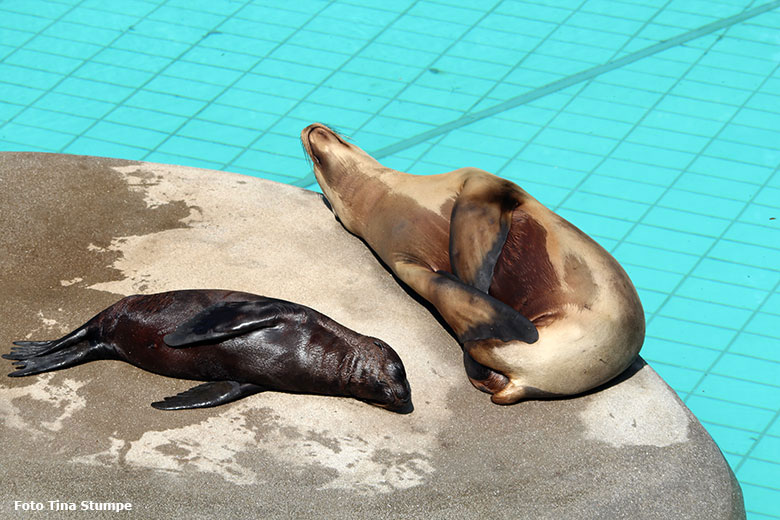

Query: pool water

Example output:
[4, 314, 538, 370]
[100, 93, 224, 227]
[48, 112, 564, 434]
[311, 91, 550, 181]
[1, 1, 778, 517]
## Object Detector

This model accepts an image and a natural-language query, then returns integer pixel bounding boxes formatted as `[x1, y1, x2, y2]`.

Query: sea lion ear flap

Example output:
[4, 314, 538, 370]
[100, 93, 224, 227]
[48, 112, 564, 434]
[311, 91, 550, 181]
[164, 300, 289, 347]
[449, 176, 520, 293]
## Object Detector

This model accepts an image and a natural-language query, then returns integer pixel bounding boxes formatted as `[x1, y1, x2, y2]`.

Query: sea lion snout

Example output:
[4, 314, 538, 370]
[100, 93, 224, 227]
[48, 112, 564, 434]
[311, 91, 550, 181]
[302, 123, 344, 166]
[358, 339, 413, 414]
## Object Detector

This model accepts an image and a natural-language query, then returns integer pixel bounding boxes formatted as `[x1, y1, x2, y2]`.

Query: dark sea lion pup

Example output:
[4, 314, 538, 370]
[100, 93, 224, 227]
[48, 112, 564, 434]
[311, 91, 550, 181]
[302, 123, 645, 405]
[4, 290, 412, 413]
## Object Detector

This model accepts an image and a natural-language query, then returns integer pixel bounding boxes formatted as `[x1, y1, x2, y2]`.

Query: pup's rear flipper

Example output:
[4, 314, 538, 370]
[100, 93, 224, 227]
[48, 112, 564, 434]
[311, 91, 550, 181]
[151, 381, 264, 410]
[7, 342, 103, 377]
[4, 328, 89, 360]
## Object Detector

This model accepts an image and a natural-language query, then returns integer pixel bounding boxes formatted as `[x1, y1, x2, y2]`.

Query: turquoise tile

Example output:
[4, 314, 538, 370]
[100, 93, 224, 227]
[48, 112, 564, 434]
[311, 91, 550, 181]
[738, 458, 780, 490]
[750, 435, 780, 463]
[0, 101, 24, 122]
[657, 94, 738, 123]
[221, 18, 298, 43]
[25, 35, 101, 61]
[44, 21, 121, 46]
[0, 63, 62, 91]
[642, 207, 730, 237]
[703, 422, 761, 457]
[74, 62, 152, 89]
[745, 312, 780, 338]
[481, 13, 556, 37]
[64, 136, 147, 159]
[645, 361, 703, 393]
[114, 33, 191, 59]
[146, 75, 224, 101]
[627, 126, 711, 153]
[198, 104, 277, 131]
[695, 374, 780, 410]
[145, 151, 225, 171]
[688, 155, 773, 184]
[730, 332, 780, 363]
[399, 84, 479, 111]
[86, 121, 167, 150]
[0, 83, 45, 105]
[641, 109, 722, 138]
[497, 1, 571, 23]
[32, 91, 113, 119]
[105, 107, 186, 134]
[200, 32, 277, 57]
[318, 4, 399, 27]
[625, 265, 683, 293]
[131, 19, 206, 45]
[181, 47, 259, 72]
[626, 225, 714, 255]
[81, 0, 155, 17]
[712, 353, 780, 387]
[595, 158, 679, 187]
[62, 7, 137, 32]
[648, 315, 736, 350]
[0, 122, 74, 149]
[660, 296, 753, 330]
[164, 61, 244, 87]
[614, 242, 699, 274]
[323, 72, 404, 99]
[0, 10, 51, 33]
[675, 172, 759, 202]
[644, 337, 721, 372]
[5, 49, 82, 75]
[149, 5, 226, 29]
[167, 0, 244, 16]
[288, 102, 373, 130]
[725, 222, 780, 249]
[693, 258, 780, 292]
[13, 107, 93, 134]
[3, 0, 72, 19]
[157, 135, 241, 163]
[382, 100, 462, 126]
[658, 189, 745, 220]
[687, 395, 774, 432]
[126, 90, 207, 117]
[611, 141, 695, 170]
[677, 277, 767, 310]
[710, 240, 780, 271]
[742, 483, 780, 517]
[56, 77, 133, 103]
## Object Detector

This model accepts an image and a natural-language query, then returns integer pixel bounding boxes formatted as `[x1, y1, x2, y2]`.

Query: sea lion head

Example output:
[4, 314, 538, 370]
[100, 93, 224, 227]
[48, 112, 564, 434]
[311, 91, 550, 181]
[346, 337, 413, 414]
[301, 123, 389, 234]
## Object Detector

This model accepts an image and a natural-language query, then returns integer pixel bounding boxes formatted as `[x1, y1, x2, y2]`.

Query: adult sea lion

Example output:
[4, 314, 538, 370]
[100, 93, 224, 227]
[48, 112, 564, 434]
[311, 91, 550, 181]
[301, 123, 644, 404]
[4, 290, 412, 413]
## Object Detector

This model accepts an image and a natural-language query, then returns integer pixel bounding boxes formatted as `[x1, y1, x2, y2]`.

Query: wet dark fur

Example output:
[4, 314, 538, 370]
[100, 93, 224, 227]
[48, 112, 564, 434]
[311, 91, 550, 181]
[5, 290, 412, 413]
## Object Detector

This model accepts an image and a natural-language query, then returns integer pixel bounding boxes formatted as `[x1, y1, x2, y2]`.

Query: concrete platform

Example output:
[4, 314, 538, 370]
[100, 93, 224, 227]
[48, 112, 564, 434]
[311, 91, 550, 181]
[0, 153, 744, 519]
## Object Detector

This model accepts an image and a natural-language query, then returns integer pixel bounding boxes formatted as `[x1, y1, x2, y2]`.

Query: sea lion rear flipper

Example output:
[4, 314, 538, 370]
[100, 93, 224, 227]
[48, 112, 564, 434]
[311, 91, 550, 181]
[395, 262, 537, 344]
[449, 175, 520, 292]
[151, 381, 265, 410]
[164, 300, 294, 347]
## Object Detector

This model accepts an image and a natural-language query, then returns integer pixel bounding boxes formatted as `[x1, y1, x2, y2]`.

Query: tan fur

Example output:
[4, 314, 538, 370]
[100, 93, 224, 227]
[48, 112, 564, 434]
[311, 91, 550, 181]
[302, 123, 645, 403]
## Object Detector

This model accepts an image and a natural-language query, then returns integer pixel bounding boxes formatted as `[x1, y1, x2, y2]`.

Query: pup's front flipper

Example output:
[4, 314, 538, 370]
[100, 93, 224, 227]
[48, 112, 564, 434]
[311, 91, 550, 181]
[394, 262, 538, 345]
[164, 299, 301, 347]
[151, 381, 264, 410]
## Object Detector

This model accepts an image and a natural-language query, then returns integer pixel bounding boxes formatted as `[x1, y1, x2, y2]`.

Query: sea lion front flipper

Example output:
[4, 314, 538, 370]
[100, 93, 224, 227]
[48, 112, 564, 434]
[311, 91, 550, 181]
[395, 262, 538, 344]
[151, 381, 265, 410]
[164, 300, 294, 347]
[449, 175, 520, 293]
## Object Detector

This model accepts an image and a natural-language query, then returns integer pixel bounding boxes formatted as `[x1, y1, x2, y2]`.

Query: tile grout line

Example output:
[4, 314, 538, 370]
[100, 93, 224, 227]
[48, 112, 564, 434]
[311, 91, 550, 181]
[399, 0, 594, 173]
[139, 0, 339, 164]
[292, 0, 780, 187]
[292, 0, 508, 187]
[222, 2, 420, 176]
[375, 1, 779, 158]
